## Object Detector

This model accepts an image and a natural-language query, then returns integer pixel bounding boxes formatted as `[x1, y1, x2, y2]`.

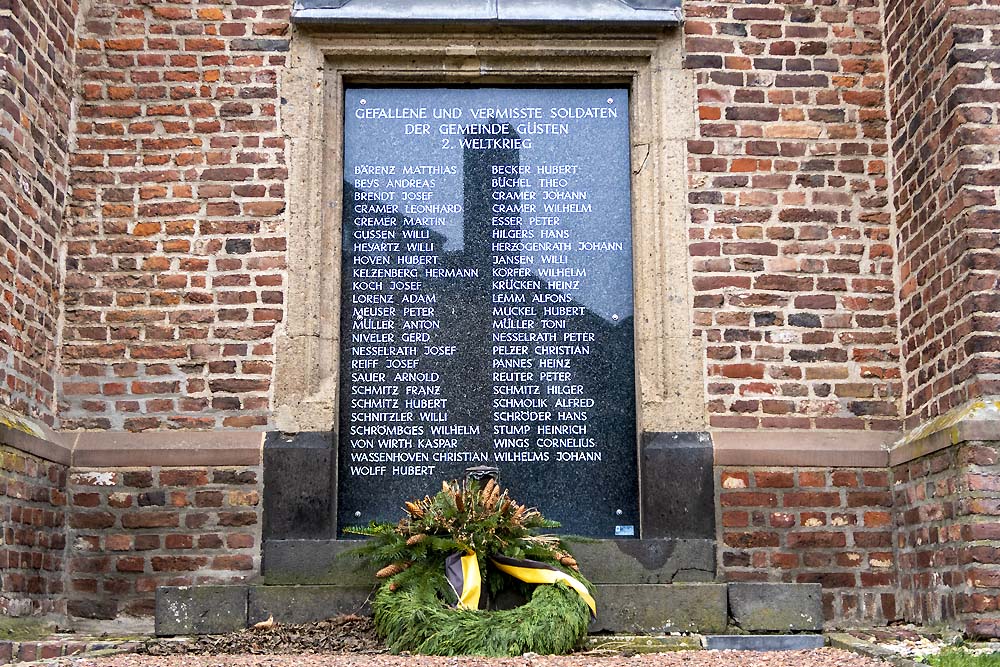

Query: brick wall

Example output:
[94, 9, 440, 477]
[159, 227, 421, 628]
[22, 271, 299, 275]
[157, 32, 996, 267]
[893, 441, 1000, 638]
[0, 0, 76, 425]
[60, 0, 291, 431]
[55, 0, 913, 434]
[684, 0, 901, 432]
[717, 466, 897, 626]
[67, 466, 261, 619]
[0, 446, 68, 617]
[885, 0, 1000, 429]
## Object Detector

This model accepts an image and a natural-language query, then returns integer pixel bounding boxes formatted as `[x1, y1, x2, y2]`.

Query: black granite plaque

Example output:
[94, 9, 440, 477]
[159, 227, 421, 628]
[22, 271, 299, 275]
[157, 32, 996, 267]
[337, 87, 637, 537]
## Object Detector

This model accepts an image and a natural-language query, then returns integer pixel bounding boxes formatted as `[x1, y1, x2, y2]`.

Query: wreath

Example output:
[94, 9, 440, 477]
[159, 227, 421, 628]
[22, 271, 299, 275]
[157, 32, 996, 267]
[346, 479, 595, 656]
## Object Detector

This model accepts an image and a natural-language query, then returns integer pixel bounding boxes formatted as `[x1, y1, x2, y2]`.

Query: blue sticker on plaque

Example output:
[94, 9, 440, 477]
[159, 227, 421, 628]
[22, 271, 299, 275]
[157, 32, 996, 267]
[337, 88, 638, 538]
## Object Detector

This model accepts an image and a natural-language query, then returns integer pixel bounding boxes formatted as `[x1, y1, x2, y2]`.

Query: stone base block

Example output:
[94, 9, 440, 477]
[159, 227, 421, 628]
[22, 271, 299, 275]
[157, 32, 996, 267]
[262, 539, 372, 585]
[248, 585, 373, 625]
[569, 539, 715, 583]
[728, 582, 823, 632]
[590, 583, 727, 634]
[157, 580, 823, 637]
[155, 586, 248, 636]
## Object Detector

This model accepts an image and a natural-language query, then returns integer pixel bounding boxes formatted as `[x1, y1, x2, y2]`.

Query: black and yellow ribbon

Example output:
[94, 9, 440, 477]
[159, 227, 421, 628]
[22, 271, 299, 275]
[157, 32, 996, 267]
[444, 551, 597, 618]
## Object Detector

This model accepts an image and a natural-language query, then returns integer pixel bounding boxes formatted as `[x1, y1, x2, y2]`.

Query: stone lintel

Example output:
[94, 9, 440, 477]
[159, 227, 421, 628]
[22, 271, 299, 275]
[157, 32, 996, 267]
[292, 0, 683, 26]
[712, 430, 894, 468]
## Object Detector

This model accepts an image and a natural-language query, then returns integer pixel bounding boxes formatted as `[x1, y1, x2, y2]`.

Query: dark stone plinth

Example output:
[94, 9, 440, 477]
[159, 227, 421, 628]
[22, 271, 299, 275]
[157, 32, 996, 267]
[567, 538, 715, 583]
[263, 538, 714, 585]
[248, 586, 373, 625]
[704, 635, 825, 651]
[155, 586, 248, 636]
[589, 583, 727, 634]
[263, 432, 336, 540]
[728, 582, 823, 633]
[641, 432, 715, 539]
[262, 539, 373, 585]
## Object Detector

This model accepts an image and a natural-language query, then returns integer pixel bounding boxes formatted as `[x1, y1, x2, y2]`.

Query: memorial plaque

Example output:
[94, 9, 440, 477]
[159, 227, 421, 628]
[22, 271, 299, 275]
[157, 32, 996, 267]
[337, 87, 637, 537]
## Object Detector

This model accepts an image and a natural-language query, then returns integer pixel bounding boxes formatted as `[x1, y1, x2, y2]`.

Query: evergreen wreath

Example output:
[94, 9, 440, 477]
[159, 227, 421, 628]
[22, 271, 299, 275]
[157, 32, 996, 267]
[346, 479, 594, 656]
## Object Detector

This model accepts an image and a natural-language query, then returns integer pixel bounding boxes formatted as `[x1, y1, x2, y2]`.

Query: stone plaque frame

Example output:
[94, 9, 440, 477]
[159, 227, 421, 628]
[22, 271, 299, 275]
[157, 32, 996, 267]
[275, 27, 704, 536]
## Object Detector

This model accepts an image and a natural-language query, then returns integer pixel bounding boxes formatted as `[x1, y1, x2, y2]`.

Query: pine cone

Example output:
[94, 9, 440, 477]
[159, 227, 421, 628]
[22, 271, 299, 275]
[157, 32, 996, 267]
[559, 555, 578, 569]
[388, 582, 400, 592]
[375, 561, 411, 578]
[454, 490, 464, 512]
[404, 501, 424, 518]
[406, 533, 427, 546]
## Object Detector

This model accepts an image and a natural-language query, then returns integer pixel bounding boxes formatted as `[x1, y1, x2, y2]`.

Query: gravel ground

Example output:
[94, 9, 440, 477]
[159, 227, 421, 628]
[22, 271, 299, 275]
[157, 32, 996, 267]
[55, 648, 883, 667]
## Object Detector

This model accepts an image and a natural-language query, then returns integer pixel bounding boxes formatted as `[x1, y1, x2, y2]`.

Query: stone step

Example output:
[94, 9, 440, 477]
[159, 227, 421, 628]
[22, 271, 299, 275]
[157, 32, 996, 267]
[583, 635, 702, 654]
[262, 538, 716, 586]
[155, 581, 822, 637]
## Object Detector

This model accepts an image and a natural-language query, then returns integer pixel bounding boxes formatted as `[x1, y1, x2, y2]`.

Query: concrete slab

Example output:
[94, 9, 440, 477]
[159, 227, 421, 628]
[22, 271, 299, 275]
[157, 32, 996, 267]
[704, 635, 825, 651]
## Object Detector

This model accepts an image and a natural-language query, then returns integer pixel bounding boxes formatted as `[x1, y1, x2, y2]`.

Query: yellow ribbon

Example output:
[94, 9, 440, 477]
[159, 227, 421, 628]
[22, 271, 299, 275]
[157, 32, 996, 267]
[455, 552, 482, 610]
[448, 550, 597, 618]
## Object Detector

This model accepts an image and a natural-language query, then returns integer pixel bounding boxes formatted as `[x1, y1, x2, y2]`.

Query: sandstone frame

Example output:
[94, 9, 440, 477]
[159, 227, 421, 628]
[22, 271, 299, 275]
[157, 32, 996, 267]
[275, 27, 704, 439]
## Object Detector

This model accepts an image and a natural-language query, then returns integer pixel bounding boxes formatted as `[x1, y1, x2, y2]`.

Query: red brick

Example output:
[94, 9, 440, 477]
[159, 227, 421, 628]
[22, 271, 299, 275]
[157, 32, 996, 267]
[724, 532, 779, 548]
[784, 492, 840, 508]
[754, 472, 794, 488]
[120, 512, 179, 529]
[151, 556, 209, 572]
[213, 555, 254, 570]
[720, 492, 777, 507]
[159, 470, 209, 487]
[787, 532, 846, 548]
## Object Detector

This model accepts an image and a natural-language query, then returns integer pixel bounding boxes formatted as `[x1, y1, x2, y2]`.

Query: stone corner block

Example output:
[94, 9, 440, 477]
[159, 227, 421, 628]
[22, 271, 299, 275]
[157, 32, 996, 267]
[590, 583, 727, 634]
[728, 582, 823, 633]
[155, 586, 249, 636]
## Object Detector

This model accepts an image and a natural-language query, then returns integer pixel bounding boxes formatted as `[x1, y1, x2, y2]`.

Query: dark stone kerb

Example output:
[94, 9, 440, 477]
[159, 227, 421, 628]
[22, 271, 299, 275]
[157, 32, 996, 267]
[292, 0, 683, 26]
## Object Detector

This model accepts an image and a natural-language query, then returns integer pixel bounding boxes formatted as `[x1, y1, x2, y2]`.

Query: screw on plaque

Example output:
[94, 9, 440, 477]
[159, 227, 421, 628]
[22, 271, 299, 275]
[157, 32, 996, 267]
[354, 511, 361, 518]
[612, 314, 619, 321]
[615, 509, 623, 516]
[465, 466, 500, 485]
